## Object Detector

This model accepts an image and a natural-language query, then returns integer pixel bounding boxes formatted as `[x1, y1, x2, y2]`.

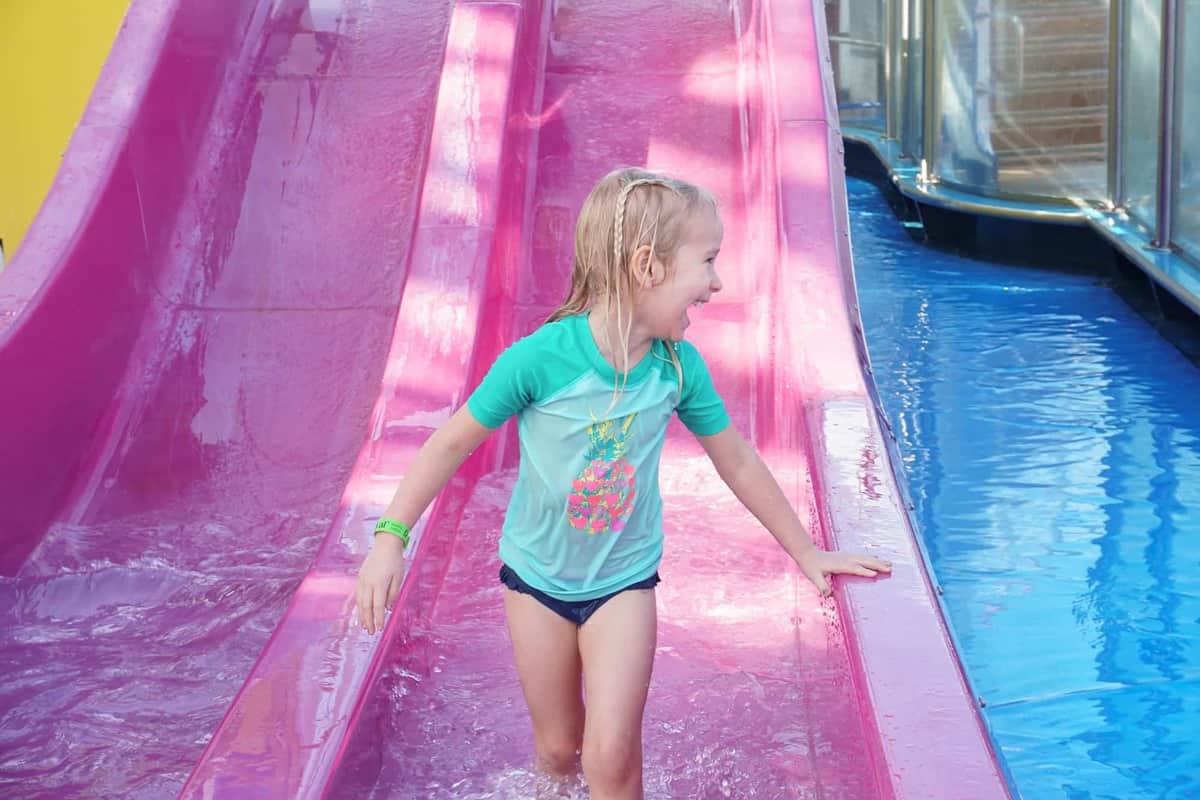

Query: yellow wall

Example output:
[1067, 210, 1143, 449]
[0, 2, 130, 264]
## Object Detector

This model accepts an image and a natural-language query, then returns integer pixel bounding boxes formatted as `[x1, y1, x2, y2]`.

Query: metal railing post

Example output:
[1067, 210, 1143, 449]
[901, 0, 920, 157]
[1151, 0, 1178, 249]
[1106, 0, 1125, 210]
[920, 0, 938, 182]
[885, 0, 900, 140]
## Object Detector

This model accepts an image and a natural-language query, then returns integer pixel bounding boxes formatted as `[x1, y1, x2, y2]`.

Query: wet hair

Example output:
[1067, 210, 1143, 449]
[547, 167, 717, 405]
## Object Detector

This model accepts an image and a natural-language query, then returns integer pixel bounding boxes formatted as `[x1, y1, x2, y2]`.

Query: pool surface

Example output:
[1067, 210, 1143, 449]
[853, 175, 1200, 799]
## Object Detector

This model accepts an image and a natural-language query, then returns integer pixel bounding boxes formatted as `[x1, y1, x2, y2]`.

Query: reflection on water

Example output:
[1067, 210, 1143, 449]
[852, 176, 1200, 798]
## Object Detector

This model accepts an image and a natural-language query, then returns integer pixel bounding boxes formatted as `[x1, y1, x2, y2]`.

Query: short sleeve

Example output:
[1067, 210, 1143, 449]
[467, 336, 540, 428]
[674, 341, 730, 436]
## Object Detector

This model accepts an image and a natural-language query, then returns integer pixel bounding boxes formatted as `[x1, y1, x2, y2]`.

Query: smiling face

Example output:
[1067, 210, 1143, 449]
[636, 207, 724, 342]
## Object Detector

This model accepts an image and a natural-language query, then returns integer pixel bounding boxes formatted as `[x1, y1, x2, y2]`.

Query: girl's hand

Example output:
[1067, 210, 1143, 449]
[355, 536, 408, 634]
[796, 549, 892, 597]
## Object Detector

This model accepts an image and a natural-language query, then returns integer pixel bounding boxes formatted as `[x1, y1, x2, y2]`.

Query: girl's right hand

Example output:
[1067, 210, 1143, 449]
[355, 535, 407, 634]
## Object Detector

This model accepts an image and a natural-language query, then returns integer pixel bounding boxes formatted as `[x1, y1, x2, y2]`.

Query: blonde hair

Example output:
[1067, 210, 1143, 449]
[547, 167, 717, 406]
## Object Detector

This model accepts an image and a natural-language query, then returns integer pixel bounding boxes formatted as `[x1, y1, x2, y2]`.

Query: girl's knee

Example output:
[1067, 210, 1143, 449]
[536, 735, 582, 776]
[581, 733, 640, 789]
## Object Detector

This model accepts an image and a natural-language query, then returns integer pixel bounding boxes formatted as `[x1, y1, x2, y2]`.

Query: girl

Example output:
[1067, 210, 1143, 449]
[356, 167, 892, 799]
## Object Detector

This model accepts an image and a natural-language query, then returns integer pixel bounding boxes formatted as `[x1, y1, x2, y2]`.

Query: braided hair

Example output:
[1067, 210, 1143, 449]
[547, 167, 717, 406]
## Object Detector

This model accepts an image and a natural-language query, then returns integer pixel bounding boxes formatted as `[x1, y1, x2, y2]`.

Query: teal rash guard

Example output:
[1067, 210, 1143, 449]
[466, 313, 729, 600]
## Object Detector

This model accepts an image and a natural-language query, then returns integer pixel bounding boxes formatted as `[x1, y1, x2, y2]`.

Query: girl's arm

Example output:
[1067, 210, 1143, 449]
[357, 405, 494, 633]
[380, 404, 495, 528]
[697, 425, 891, 596]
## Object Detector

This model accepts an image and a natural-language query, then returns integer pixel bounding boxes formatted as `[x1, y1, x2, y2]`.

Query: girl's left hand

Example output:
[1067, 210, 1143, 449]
[796, 549, 892, 597]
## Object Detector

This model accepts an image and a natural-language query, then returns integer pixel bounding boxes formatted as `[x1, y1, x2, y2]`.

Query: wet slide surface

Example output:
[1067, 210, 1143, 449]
[366, 2, 874, 797]
[0, 3, 451, 796]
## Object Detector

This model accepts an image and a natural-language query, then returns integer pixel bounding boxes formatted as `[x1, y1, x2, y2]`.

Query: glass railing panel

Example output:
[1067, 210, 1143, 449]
[936, 0, 1110, 201]
[826, 0, 886, 130]
[933, 0, 992, 186]
[1119, 0, 1162, 230]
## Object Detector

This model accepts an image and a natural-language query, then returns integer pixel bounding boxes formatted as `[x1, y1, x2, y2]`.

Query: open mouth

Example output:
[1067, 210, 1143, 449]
[683, 299, 708, 327]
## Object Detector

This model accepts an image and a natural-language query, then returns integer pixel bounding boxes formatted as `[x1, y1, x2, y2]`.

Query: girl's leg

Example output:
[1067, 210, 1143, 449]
[503, 588, 586, 778]
[577, 588, 657, 800]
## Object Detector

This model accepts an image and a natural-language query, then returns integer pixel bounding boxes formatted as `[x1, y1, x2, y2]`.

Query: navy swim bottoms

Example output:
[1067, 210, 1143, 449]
[498, 563, 660, 626]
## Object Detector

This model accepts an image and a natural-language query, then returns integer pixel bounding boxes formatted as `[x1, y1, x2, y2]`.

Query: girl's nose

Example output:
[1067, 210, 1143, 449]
[711, 271, 723, 293]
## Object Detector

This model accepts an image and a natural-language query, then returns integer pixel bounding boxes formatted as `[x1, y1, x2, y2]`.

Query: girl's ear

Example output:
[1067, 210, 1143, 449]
[631, 244, 656, 288]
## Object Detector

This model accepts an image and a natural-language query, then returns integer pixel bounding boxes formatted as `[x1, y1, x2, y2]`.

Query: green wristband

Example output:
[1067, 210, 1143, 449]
[374, 518, 411, 548]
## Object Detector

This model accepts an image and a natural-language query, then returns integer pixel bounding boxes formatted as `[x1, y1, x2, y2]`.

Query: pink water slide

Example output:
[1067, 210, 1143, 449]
[0, 1, 1011, 797]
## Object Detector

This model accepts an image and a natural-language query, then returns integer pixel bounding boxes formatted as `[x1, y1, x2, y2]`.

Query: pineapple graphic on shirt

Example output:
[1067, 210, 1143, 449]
[567, 413, 638, 534]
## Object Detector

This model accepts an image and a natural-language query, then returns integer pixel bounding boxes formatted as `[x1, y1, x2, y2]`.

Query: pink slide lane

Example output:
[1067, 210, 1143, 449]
[0, 0, 1013, 798]
[0, 1, 452, 797]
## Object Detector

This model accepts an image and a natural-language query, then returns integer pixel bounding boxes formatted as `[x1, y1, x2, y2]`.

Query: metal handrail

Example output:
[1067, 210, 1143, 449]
[828, 34, 884, 50]
[996, 13, 1026, 91]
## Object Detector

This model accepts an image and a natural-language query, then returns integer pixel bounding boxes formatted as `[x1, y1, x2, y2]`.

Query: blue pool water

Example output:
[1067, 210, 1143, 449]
[850, 176, 1200, 799]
